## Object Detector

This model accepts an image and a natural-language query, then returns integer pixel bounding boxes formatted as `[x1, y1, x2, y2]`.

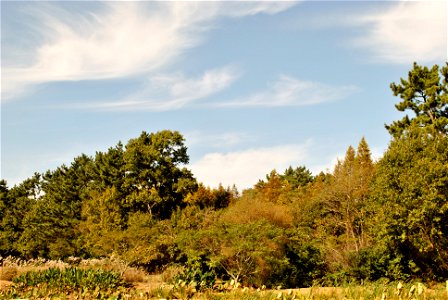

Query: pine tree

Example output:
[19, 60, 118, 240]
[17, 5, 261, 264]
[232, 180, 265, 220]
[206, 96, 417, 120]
[386, 62, 448, 138]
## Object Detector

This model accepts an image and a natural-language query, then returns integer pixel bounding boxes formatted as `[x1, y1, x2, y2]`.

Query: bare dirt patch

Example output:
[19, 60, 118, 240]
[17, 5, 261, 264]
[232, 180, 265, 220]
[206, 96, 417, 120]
[0, 280, 13, 290]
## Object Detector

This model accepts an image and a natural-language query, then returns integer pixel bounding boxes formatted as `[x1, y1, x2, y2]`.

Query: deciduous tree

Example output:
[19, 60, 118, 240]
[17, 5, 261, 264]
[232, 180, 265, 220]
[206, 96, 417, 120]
[123, 130, 197, 218]
[370, 128, 448, 279]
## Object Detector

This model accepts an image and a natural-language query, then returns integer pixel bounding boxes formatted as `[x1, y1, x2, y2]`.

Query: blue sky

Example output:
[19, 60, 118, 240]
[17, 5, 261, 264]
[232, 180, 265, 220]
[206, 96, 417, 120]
[1, 1, 447, 189]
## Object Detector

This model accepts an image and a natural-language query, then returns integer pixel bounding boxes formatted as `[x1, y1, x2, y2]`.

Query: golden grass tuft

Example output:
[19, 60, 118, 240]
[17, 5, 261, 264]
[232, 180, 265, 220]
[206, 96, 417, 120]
[122, 268, 147, 283]
[161, 265, 184, 283]
[0, 266, 18, 281]
[0, 256, 69, 279]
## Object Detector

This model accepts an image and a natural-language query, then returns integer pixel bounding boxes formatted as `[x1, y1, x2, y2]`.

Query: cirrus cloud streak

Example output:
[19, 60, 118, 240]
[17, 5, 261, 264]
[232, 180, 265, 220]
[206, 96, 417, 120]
[2, 1, 297, 101]
[74, 66, 240, 111]
[216, 75, 360, 108]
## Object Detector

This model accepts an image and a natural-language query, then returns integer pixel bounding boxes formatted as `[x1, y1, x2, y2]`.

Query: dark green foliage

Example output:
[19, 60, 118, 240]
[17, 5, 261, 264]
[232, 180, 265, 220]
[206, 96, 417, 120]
[386, 62, 448, 138]
[1, 130, 199, 260]
[0, 174, 41, 256]
[175, 230, 326, 289]
[18, 156, 95, 259]
[349, 246, 390, 281]
[123, 130, 198, 218]
[270, 240, 326, 288]
[280, 166, 314, 189]
[174, 256, 218, 289]
[93, 142, 126, 192]
[0, 180, 9, 220]
[370, 128, 448, 280]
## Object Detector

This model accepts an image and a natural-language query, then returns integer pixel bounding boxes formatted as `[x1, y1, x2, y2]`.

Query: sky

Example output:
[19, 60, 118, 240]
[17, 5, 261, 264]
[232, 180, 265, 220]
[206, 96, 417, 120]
[1, 1, 447, 190]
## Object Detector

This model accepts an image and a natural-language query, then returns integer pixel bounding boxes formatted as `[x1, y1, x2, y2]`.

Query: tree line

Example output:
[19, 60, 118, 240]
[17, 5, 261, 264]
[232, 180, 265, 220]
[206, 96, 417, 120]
[1, 62, 447, 287]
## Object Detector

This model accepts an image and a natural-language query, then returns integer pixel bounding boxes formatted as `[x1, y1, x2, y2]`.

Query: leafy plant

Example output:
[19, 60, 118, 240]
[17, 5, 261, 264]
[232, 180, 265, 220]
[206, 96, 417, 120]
[11, 267, 130, 294]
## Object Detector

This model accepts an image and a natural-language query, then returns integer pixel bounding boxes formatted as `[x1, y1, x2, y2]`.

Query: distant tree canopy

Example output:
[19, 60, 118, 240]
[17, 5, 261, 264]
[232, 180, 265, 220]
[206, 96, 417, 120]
[1, 130, 198, 259]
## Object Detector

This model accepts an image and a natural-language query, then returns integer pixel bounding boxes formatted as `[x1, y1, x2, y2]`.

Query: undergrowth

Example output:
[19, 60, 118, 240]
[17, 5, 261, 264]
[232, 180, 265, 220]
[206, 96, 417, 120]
[1, 267, 140, 299]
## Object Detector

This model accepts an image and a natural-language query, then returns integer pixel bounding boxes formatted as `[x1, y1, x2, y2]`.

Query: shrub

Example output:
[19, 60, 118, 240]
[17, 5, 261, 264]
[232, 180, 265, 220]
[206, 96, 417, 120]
[174, 257, 217, 289]
[278, 242, 327, 288]
[349, 246, 390, 281]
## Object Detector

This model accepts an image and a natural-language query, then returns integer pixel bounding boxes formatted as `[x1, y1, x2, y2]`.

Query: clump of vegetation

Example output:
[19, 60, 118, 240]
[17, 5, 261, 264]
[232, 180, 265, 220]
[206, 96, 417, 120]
[1, 267, 134, 299]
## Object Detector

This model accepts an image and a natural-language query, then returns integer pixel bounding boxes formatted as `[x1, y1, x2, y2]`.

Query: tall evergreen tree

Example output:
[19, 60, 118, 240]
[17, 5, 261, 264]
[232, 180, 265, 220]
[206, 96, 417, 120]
[386, 62, 448, 138]
[0, 180, 9, 223]
[0, 175, 41, 256]
[18, 155, 95, 258]
[93, 142, 126, 192]
[281, 166, 314, 189]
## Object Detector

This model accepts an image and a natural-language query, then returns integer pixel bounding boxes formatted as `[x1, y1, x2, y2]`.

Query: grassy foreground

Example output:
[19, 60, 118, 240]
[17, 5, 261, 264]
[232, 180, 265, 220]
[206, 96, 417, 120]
[1, 257, 447, 299]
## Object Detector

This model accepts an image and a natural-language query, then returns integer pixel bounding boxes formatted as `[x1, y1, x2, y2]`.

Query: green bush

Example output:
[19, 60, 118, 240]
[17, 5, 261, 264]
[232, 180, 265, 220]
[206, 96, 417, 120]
[174, 256, 218, 289]
[277, 242, 327, 288]
[349, 246, 391, 281]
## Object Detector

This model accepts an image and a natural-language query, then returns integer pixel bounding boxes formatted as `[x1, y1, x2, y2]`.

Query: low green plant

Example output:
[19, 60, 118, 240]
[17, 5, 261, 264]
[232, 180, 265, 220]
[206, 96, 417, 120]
[1, 267, 133, 299]
[13, 267, 129, 290]
[173, 258, 218, 290]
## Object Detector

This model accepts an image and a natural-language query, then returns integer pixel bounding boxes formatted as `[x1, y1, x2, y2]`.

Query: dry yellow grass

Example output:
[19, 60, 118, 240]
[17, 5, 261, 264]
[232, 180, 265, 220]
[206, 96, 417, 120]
[0, 266, 18, 281]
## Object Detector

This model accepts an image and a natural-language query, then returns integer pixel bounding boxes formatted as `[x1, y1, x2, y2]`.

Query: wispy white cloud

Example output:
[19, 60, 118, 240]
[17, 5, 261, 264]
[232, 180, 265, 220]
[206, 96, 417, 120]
[2, 1, 297, 101]
[189, 142, 310, 190]
[185, 131, 250, 148]
[354, 1, 447, 64]
[78, 66, 240, 111]
[71, 72, 357, 111]
[284, 1, 446, 64]
[216, 75, 359, 107]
